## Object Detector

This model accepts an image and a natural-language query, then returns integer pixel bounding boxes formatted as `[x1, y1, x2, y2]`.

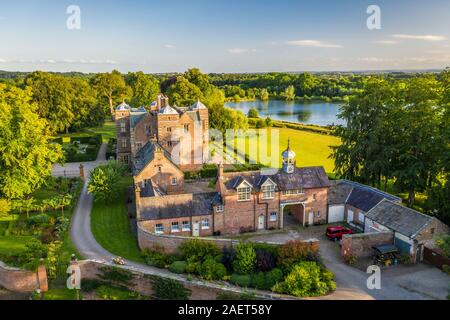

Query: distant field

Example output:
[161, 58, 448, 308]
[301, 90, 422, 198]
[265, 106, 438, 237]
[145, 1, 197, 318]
[232, 128, 340, 174]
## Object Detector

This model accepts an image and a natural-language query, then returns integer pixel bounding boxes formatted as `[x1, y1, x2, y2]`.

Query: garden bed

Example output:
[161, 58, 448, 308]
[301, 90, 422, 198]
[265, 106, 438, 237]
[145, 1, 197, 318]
[141, 239, 336, 298]
[53, 134, 102, 162]
[0, 177, 83, 276]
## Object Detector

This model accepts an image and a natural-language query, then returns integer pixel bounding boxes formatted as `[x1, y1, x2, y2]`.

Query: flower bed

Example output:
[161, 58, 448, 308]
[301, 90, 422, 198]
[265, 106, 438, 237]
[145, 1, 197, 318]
[141, 239, 336, 297]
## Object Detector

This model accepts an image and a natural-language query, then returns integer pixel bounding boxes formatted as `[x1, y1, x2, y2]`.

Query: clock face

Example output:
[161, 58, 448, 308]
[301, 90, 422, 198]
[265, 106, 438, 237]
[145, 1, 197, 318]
[287, 165, 294, 173]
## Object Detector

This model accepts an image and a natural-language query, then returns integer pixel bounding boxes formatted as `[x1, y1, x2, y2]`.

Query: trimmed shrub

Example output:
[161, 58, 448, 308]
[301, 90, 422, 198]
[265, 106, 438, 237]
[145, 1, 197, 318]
[273, 262, 336, 297]
[169, 261, 187, 274]
[179, 239, 221, 262]
[185, 257, 202, 274]
[141, 245, 176, 268]
[255, 248, 276, 272]
[232, 243, 256, 274]
[230, 274, 251, 287]
[265, 268, 284, 290]
[250, 272, 266, 289]
[28, 214, 51, 227]
[278, 240, 318, 270]
[221, 246, 236, 271]
[199, 257, 227, 280]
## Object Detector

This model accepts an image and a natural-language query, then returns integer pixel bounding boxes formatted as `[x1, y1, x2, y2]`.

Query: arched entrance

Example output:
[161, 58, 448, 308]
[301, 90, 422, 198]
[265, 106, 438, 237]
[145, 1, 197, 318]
[280, 202, 306, 228]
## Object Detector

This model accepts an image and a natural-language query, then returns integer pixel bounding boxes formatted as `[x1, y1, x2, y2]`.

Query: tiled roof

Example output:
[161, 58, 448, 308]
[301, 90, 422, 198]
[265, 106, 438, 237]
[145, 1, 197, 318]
[222, 166, 330, 192]
[130, 109, 147, 128]
[328, 180, 353, 205]
[116, 102, 131, 111]
[133, 142, 155, 175]
[139, 192, 218, 220]
[133, 142, 180, 176]
[345, 181, 400, 212]
[366, 199, 433, 238]
[159, 105, 179, 115]
[191, 100, 207, 110]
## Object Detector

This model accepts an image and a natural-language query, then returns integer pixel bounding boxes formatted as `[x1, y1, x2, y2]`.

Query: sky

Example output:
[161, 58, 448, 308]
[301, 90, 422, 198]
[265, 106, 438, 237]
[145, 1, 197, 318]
[1, 0, 450, 73]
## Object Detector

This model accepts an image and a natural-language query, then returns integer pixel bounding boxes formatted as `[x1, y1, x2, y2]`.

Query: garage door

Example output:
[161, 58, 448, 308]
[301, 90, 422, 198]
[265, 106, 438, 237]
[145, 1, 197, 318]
[328, 205, 345, 223]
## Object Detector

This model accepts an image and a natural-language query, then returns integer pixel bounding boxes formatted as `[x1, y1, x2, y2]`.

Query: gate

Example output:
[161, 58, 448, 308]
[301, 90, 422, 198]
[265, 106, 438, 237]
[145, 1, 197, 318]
[423, 247, 450, 270]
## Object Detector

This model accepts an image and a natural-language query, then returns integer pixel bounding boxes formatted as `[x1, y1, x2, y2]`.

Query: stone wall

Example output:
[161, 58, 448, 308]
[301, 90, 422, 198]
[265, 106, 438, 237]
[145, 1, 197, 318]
[0, 261, 47, 293]
[76, 260, 278, 300]
[341, 231, 393, 259]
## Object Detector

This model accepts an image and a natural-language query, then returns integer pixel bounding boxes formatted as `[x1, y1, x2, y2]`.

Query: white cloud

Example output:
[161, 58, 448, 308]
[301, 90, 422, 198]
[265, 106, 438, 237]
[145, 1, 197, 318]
[285, 40, 342, 48]
[0, 58, 6, 63]
[227, 48, 257, 54]
[391, 34, 447, 42]
[358, 57, 390, 62]
[164, 44, 176, 49]
[375, 40, 399, 45]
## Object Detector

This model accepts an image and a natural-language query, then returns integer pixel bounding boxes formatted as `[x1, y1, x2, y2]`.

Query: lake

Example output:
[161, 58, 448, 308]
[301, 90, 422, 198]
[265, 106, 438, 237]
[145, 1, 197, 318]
[225, 100, 345, 126]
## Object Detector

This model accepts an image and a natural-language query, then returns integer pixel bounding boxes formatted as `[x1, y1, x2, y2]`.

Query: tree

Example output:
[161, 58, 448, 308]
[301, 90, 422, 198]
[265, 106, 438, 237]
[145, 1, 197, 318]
[92, 70, 131, 115]
[25, 72, 75, 133]
[0, 198, 10, 217]
[88, 161, 126, 202]
[247, 108, 259, 118]
[0, 84, 63, 199]
[22, 198, 35, 219]
[126, 71, 160, 107]
[166, 76, 204, 106]
[281, 85, 296, 100]
[259, 89, 269, 101]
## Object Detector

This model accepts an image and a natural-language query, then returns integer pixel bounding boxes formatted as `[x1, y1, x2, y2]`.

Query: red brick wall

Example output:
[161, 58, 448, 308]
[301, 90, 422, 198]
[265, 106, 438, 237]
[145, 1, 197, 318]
[140, 214, 213, 238]
[134, 148, 184, 195]
[0, 262, 44, 293]
[341, 231, 393, 259]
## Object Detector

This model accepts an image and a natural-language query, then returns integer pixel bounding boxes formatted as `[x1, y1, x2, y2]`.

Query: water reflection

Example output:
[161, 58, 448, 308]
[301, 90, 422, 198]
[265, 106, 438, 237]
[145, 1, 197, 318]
[225, 100, 345, 126]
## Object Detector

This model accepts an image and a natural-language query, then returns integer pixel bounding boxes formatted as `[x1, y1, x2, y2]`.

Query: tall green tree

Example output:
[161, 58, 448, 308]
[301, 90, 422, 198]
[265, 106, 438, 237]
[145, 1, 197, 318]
[25, 72, 75, 133]
[92, 70, 131, 115]
[126, 71, 160, 107]
[0, 84, 63, 199]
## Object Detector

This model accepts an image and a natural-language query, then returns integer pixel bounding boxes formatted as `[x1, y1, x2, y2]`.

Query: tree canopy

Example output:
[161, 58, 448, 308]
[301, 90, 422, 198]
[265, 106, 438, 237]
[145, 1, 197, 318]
[0, 84, 63, 199]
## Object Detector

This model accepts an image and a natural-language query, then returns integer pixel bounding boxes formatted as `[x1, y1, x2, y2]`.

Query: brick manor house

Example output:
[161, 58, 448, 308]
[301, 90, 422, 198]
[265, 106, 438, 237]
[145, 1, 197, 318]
[114, 95, 331, 236]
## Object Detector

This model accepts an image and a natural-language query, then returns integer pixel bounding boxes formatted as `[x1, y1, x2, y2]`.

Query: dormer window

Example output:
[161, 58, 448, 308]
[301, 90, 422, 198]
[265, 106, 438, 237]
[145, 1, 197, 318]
[261, 182, 275, 199]
[237, 186, 251, 201]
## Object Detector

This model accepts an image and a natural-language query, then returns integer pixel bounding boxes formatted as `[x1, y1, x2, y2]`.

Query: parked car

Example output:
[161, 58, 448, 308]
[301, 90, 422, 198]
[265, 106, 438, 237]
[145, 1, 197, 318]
[326, 226, 353, 241]
[112, 257, 126, 265]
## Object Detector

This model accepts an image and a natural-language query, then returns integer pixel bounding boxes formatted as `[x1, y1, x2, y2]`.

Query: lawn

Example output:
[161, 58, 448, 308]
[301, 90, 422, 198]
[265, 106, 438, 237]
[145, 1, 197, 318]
[232, 128, 340, 175]
[43, 288, 80, 300]
[91, 176, 144, 263]
[87, 121, 117, 142]
[0, 236, 34, 256]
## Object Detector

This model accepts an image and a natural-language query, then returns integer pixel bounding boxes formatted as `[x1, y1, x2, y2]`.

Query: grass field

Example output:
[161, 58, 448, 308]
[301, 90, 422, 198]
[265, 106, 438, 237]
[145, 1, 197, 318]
[0, 235, 34, 256]
[91, 176, 143, 263]
[87, 121, 116, 142]
[232, 128, 340, 175]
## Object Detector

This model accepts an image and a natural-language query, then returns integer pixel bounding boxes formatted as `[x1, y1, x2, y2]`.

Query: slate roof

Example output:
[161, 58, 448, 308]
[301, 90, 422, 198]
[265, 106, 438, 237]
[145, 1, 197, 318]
[366, 199, 433, 238]
[191, 100, 207, 110]
[159, 105, 179, 115]
[328, 180, 353, 205]
[222, 166, 330, 192]
[116, 102, 131, 111]
[139, 192, 218, 220]
[345, 181, 400, 212]
[130, 109, 147, 128]
[133, 142, 178, 176]
[186, 111, 200, 122]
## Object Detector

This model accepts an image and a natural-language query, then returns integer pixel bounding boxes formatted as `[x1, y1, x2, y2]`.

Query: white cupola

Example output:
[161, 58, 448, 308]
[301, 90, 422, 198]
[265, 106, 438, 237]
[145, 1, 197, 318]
[282, 139, 296, 174]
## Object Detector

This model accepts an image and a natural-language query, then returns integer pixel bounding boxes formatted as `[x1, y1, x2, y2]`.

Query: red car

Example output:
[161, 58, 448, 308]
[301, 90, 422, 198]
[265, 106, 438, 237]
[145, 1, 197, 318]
[326, 226, 353, 241]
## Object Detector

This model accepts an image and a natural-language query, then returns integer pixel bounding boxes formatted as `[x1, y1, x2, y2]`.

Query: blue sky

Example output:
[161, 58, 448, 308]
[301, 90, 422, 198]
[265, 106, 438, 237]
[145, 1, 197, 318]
[1, 0, 450, 72]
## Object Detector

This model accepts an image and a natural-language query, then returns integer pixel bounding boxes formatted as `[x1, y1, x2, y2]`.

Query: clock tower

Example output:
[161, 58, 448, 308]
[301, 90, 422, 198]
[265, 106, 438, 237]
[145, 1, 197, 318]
[282, 139, 296, 174]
